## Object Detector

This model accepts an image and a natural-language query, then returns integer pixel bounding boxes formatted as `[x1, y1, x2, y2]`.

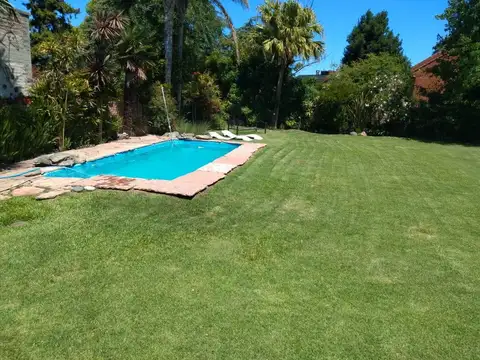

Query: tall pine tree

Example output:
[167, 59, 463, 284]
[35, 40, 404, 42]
[25, 0, 80, 54]
[342, 10, 405, 65]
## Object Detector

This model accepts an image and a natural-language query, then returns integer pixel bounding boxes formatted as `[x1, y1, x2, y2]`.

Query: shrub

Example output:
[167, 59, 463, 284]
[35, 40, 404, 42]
[0, 103, 55, 164]
[183, 72, 226, 127]
[148, 82, 178, 134]
[174, 118, 210, 135]
[311, 53, 413, 134]
[29, 71, 96, 150]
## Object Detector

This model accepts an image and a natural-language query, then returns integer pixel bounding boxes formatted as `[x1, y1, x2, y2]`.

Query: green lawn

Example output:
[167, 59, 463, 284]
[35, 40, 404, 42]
[1, 131, 479, 359]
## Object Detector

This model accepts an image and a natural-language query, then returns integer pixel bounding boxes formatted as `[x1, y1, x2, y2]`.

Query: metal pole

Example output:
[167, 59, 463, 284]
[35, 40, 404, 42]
[161, 85, 172, 134]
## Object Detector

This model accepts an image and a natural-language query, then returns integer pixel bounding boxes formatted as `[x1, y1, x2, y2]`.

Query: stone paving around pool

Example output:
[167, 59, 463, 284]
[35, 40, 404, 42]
[0, 135, 266, 200]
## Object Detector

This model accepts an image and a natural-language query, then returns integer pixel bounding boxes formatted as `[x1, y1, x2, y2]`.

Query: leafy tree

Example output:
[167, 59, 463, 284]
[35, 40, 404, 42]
[234, 23, 279, 125]
[164, 0, 248, 89]
[149, 82, 178, 134]
[32, 30, 93, 150]
[175, 0, 224, 108]
[183, 72, 225, 127]
[259, 0, 324, 128]
[25, 0, 80, 53]
[430, 0, 480, 142]
[342, 10, 405, 65]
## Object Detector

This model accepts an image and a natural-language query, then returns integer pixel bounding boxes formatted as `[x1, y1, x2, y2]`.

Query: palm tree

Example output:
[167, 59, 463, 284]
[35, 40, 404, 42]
[87, 11, 126, 142]
[209, 0, 248, 64]
[0, 0, 18, 21]
[117, 27, 153, 135]
[259, 0, 324, 128]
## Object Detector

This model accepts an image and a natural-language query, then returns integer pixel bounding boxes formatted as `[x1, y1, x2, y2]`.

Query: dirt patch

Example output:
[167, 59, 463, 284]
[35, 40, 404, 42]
[408, 224, 436, 240]
[281, 198, 316, 220]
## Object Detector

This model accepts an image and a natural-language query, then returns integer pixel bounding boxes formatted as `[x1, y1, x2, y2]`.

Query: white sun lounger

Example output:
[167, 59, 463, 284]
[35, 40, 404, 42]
[222, 130, 262, 141]
[215, 130, 252, 142]
[208, 131, 232, 140]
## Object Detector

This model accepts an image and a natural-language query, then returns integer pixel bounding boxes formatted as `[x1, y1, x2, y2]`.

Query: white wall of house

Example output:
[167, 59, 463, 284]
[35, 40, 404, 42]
[0, 9, 32, 98]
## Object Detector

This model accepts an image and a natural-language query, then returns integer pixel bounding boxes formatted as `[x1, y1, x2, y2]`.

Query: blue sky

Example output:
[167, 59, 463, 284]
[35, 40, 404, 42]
[12, 0, 448, 74]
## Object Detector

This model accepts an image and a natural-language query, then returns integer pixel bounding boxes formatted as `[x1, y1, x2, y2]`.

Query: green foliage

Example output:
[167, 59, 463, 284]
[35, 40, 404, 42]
[117, 25, 156, 135]
[204, 21, 319, 130]
[85, 10, 126, 142]
[148, 82, 177, 134]
[174, 118, 210, 134]
[258, 0, 324, 128]
[342, 10, 406, 65]
[418, 0, 480, 142]
[25, 0, 80, 64]
[259, 0, 324, 66]
[183, 72, 226, 128]
[312, 54, 413, 134]
[231, 23, 279, 125]
[31, 30, 97, 150]
[0, 103, 55, 164]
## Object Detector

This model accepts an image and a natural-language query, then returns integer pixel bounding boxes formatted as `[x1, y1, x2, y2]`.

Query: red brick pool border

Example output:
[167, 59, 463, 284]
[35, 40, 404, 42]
[0, 136, 266, 199]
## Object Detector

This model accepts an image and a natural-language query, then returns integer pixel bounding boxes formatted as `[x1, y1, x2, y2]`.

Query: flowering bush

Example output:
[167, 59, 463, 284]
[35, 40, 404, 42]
[351, 73, 411, 132]
[312, 54, 413, 134]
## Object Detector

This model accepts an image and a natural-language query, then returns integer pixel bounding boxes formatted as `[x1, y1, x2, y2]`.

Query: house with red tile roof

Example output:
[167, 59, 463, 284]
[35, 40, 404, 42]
[411, 52, 446, 100]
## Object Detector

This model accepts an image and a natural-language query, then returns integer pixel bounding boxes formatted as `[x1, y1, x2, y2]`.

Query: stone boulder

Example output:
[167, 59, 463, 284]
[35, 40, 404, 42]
[118, 132, 130, 140]
[180, 133, 195, 139]
[34, 152, 86, 167]
[163, 131, 180, 139]
[33, 155, 53, 166]
[11, 186, 44, 197]
[195, 134, 212, 140]
[36, 190, 69, 200]
[58, 159, 75, 167]
[349, 131, 358, 136]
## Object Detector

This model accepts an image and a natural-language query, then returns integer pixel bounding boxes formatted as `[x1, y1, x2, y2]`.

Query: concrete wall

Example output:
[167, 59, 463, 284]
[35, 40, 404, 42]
[0, 9, 32, 98]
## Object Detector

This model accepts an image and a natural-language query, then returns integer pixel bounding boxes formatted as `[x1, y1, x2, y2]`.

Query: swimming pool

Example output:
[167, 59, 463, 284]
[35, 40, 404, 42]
[46, 140, 239, 180]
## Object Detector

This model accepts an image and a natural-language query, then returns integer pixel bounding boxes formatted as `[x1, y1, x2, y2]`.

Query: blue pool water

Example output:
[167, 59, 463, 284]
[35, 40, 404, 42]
[46, 140, 239, 180]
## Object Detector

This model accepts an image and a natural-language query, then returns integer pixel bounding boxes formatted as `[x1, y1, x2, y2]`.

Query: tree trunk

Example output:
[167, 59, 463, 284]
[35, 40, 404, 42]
[59, 91, 68, 151]
[123, 70, 135, 135]
[211, 0, 240, 64]
[175, 0, 187, 111]
[273, 64, 285, 129]
[164, 0, 175, 85]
